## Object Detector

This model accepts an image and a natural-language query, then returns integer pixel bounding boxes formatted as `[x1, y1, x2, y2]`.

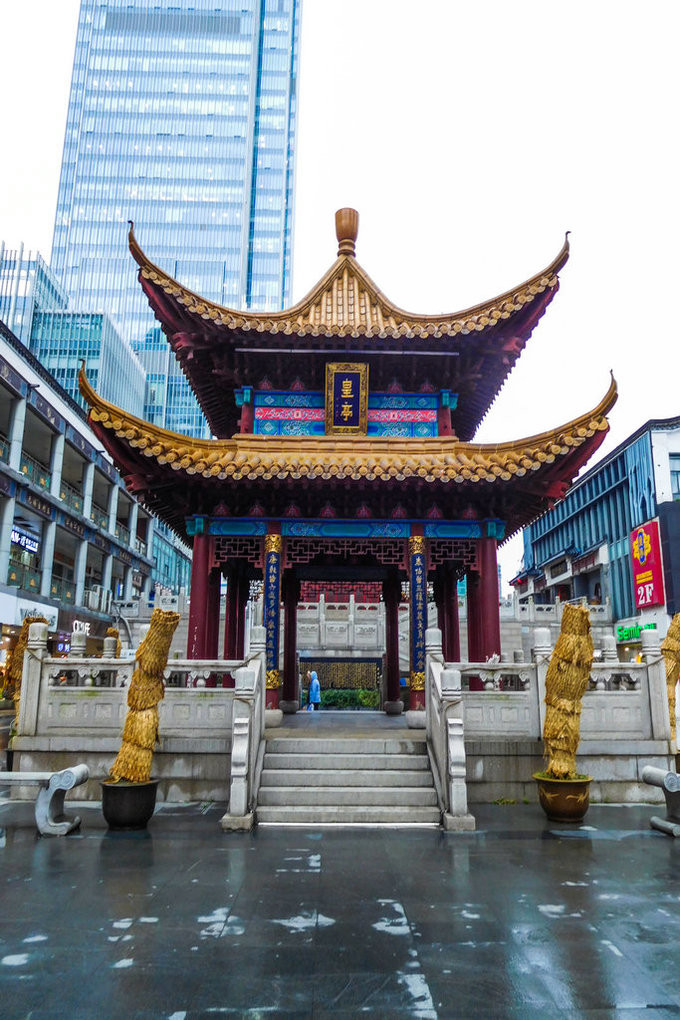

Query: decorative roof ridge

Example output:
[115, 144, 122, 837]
[80, 364, 615, 482]
[128, 220, 570, 338]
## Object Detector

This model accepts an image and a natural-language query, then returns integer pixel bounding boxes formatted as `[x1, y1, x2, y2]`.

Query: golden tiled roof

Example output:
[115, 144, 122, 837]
[129, 212, 569, 340]
[80, 366, 615, 485]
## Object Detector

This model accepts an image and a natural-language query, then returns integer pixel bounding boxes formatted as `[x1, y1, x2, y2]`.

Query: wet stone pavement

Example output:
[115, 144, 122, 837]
[1, 797, 680, 1019]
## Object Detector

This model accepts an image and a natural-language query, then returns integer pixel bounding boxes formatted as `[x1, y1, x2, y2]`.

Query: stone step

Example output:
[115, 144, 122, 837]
[263, 752, 430, 771]
[265, 737, 427, 755]
[258, 785, 438, 807]
[256, 804, 441, 825]
[260, 768, 433, 788]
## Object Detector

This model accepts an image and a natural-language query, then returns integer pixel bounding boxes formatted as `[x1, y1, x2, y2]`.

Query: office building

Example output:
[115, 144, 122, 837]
[31, 309, 146, 417]
[0, 313, 191, 654]
[0, 246, 68, 346]
[513, 415, 680, 655]
[51, 0, 301, 437]
[0, 246, 145, 417]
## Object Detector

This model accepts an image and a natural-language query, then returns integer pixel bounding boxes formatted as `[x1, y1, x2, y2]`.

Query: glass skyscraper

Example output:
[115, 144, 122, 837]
[51, 0, 301, 436]
[31, 309, 146, 418]
[0, 246, 68, 345]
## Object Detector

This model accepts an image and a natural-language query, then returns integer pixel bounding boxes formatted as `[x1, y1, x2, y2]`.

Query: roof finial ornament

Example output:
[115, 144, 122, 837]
[335, 208, 359, 257]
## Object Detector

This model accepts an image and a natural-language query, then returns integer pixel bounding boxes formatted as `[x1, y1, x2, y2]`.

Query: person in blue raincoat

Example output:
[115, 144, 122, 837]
[307, 670, 321, 711]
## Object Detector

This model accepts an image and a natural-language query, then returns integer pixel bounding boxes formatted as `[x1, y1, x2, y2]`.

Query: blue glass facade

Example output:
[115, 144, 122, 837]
[0, 246, 68, 345]
[30, 309, 146, 418]
[51, 0, 301, 436]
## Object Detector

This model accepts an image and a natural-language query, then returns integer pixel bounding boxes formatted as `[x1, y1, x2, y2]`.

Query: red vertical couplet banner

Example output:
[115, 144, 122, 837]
[630, 519, 665, 610]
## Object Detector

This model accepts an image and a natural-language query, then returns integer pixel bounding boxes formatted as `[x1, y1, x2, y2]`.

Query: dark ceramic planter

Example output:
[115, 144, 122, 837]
[533, 773, 592, 824]
[101, 779, 159, 830]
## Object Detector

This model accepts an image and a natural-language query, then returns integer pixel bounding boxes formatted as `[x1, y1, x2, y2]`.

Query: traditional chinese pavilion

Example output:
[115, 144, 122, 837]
[80, 209, 616, 711]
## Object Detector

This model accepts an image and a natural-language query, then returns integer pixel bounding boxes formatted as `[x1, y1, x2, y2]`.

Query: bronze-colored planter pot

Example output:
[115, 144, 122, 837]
[533, 773, 592, 824]
[101, 779, 159, 830]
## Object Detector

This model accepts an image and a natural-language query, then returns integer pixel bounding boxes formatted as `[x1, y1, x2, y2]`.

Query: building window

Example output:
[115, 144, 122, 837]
[671, 454, 680, 501]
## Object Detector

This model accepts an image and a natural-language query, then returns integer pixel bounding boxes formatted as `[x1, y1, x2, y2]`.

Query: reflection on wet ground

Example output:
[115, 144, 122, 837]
[0, 797, 679, 1018]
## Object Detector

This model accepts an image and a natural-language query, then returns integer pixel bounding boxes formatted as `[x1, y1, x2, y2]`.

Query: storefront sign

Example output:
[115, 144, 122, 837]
[630, 519, 665, 609]
[62, 516, 86, 539]
[16, 599, 58, 632]
[73, 620, 91, 635]
[325, 363, 368, 434]
[20, 489, 53, 520]
[616, 622, 657, 643]
[0, 356, 25, 395]
[11, 528, 40, 554]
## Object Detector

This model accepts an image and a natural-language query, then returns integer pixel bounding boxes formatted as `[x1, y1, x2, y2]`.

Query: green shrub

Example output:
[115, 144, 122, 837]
[358, 689, 380, 708]
[318, 688, 380, 710]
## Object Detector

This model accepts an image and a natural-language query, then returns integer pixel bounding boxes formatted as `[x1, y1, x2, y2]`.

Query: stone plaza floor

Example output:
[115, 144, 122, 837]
[1, 794, 680, 1018]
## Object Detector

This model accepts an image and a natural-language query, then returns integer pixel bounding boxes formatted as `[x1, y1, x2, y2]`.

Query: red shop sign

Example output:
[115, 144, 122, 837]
[630, 519, 665, 609]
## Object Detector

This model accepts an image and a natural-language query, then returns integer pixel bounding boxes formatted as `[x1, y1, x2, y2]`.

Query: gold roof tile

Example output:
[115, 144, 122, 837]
[79, 365, 616, 487]
[129, 217, 569, 341]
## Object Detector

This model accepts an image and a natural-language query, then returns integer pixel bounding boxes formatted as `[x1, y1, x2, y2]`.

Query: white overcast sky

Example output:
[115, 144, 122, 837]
[1, 1, 678, 588]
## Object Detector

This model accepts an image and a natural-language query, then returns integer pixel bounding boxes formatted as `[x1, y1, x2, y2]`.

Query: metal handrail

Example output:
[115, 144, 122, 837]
[59, 479, 84, 514]
[20, 453, 51, 490]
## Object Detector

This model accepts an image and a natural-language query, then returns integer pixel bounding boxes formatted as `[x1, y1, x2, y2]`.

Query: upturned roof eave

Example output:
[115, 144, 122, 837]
[79, 363, 615, 483]
[129, 222, 569, 339]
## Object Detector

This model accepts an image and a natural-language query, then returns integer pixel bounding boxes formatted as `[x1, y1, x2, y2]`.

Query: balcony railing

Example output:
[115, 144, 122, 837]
[115, 522, 130, 546]
[20, 453, 51, 491]
[7, 562, 41, 592]
[50, 576, 76, 604]
[90, 503, 109, 530]
[59, 479, 84, 515]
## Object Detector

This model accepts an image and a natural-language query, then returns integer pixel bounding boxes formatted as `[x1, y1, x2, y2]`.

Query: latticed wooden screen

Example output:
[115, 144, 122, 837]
[306, 660, 380, 690]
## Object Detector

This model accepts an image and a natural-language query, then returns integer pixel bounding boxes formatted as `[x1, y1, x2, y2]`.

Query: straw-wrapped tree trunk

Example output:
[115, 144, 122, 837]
[2, 615, 48, 728]
[660, 614, 680, 745]
[543, 603, 594, 779]
[110, 608, 180, 783]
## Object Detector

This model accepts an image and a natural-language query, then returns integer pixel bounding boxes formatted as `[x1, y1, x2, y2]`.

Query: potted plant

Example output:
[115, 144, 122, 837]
[533, 602, 594, 823]
[101, 608, 180, 829]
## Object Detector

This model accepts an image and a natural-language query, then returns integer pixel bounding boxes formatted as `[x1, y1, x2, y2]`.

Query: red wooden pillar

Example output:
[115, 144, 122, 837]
[434, 571, 448, 656]
[466, 567, 484, 690]
[383, 573, 402, 711]
[204, 568, 221, 659]
[281, 571, 300, 711]
[223, 567, 237, 660]
[235, 570, 249, 659]
[466, 535, 501, 687]
[263, 531, 282, 708]
[187, 531, 211, 658]
[441, 566, 460, 662]
[478, 535, 501, 658]
[409, 535, 428, 710]
[467, 565, 483, 649]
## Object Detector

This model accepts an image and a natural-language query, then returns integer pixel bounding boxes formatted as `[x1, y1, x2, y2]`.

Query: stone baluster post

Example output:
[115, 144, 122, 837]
[17, 621, 49, 736]
[642, 628, 672, 744]
[532, 626, 552, 739]
[102, 635, 118, 657]
[69, 630, 87, 657]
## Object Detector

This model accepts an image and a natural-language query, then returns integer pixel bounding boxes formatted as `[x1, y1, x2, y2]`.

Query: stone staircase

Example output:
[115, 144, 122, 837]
[256, 731, 441, 826]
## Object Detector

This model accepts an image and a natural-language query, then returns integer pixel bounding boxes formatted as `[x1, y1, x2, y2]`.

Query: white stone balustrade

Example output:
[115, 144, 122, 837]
[13, 623, 268, 813]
